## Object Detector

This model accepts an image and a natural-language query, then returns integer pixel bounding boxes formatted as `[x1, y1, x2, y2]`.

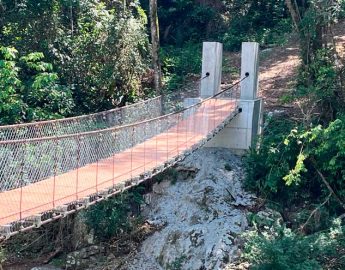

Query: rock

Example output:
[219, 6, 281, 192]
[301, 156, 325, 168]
[152, 180, 171, 195]
[71, 215, 95, 249]
[225, 262, 250, 270]
[116, 148, 254, 270]
[107, 253, 116, 260]
[146, 218, 167, 228]
[66, 245, 105, 269]
[31, 267, 62, 270]
[255, 208, 284, 228]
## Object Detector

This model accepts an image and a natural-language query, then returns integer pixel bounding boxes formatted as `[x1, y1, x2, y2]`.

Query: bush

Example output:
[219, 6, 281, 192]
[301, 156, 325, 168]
[84, 188, 144, 240]
[141, 0, 222, 46]
[244, 229, 321, 270]
[0, 1, 150, 117]
[340, 0, 345, 18]
[296, 48, 342, 122]
[223, 18, 292, 51]
[245, 115, 345, 218]
[243, 219, 345, 269]
[0, 47, 74, 124]
[244, 116, 300, 202]
[222, 0, 291, 51]
[58, 2, 150, 113]
[161, 43, 202, 92]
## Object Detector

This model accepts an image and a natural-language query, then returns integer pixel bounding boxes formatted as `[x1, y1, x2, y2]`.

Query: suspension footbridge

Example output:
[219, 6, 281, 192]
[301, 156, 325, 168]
[0, 42, 262, 239]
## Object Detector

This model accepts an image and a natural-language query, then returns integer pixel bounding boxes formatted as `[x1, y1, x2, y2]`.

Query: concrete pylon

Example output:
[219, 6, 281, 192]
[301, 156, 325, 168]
[200, 42, 223, 98]
[206, 42, 263, 155]
[183, 42, 223, 117]
[240, 42, 260, 100]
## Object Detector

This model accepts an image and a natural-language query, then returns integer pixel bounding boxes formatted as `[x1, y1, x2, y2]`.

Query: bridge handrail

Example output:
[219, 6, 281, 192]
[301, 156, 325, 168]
[0, 96, 162, 141]
[0, 77, 246, 145]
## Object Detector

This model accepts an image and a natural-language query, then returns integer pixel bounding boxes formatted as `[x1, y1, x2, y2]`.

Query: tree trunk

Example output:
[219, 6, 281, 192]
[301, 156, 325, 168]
[285, 0, 301, 30]
[149, 0, 162, 95]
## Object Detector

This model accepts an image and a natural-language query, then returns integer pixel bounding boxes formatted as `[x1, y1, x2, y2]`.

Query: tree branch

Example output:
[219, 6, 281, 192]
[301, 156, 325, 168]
[311, 160, 345, 210]
[299, 192, 332, 233]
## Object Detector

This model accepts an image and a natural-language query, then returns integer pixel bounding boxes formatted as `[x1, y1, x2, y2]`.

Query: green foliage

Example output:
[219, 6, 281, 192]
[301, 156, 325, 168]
[161, 43, 201, 77]
[296, 48, 342, 120]
[223, 18, 291, 51]
[0, 0, 150, 119]
[140, 0, 221, 46]
[283, 151, 307, 186]
[244, 229, 321, 270]
[340, 0, 345, 18]
[161, 43, 201, 92]
[84, 188, 144, 240]
[297, 1, 342, 66]
[244, 116, 299, 200]
[224, 163, 233, 171]
[285, 118, 345, 200]
[141, 0, 291, 50]
[0, 47, 24, 124]
[153, 167, 179, 185]
[245, 115, 345, 215]
[243, 219, 345, 270]
[222, 1, 291, 50]
[55, 1, 150, 113]
[0, 46, 74, 124]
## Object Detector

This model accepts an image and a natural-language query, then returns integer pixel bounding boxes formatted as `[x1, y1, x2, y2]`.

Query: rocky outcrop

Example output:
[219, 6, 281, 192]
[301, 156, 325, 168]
[117, 148, 255, 270]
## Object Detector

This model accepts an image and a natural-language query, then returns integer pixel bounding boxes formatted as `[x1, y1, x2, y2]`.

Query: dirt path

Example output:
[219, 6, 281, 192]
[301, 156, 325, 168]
[223, 20, 345, 114]
[258, 39, 300, 111]
[222, 36, 301, 114]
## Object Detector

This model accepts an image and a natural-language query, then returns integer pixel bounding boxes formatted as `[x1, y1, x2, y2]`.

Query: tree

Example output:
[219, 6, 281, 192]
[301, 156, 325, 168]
[0, 0, 150, 116]
[284, 0, 301, 29]
[283, 0, 345, 121]
[0, 47, 75, 124]
[149, 0, 162, 95]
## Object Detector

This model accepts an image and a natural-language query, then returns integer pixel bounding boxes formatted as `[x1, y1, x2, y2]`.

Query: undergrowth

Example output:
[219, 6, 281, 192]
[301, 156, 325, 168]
[223, 18, 292, 51]
[84, 187, 145, 240]
[243, 112, 345, 268]
[243, 218, 345, 270]
[160, 43, 202, 93]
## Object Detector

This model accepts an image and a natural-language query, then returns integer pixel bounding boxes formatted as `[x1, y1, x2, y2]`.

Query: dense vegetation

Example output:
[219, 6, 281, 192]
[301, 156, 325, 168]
[243, 1, 345, 269]
[2, 0, 345, 269]
[0, 0, 150, 124]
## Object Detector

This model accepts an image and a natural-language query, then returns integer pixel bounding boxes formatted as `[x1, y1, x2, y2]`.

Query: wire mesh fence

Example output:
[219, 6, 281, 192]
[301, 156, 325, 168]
[0, 97, 162, 141]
